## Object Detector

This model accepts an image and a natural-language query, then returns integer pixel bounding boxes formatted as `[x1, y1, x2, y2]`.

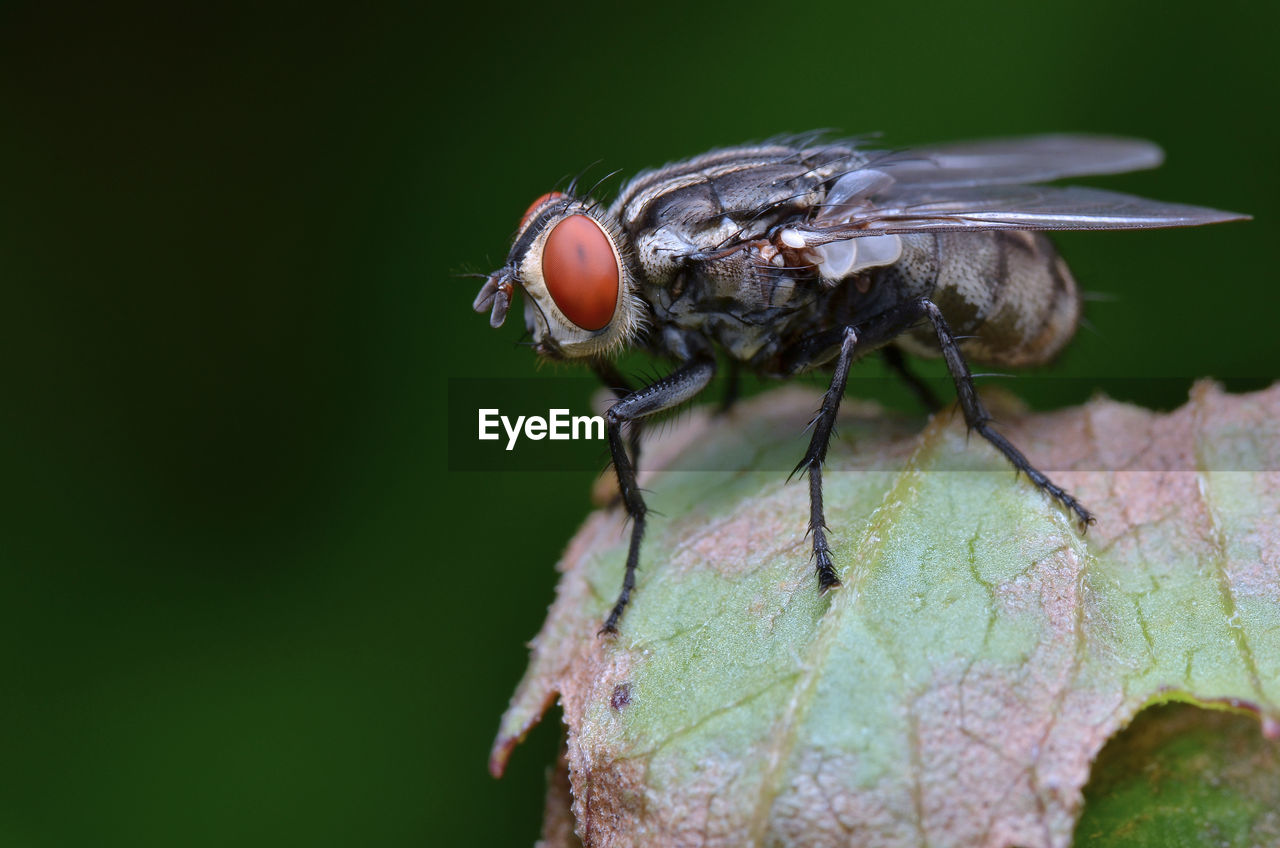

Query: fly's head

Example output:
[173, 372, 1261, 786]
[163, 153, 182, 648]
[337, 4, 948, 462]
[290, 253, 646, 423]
[474, 191, 644, 360]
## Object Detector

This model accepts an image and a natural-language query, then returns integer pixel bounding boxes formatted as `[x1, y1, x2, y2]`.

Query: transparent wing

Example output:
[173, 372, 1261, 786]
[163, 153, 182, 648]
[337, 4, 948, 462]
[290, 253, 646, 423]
[805, 183, 1248, 240]
[860, 134, 1166, 190]
[804, 136, 1246, 241]
[684, 135, 1246, 264]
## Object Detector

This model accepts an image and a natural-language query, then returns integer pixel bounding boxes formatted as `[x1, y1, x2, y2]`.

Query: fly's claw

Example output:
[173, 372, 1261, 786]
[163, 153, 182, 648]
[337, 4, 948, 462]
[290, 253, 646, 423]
[815, 547, 841, 592]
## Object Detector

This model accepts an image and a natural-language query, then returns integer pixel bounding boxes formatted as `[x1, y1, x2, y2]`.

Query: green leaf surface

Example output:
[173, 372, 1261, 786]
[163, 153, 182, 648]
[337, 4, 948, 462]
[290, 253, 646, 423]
[492, 382, 1280, 848]
[1076, 703, 1280, 847]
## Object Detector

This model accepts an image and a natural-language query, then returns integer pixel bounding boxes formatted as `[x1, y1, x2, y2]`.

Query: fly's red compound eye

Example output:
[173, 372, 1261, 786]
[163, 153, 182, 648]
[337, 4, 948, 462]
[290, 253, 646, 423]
[519, 191, 566, 230]
[541, 214, 619, 331]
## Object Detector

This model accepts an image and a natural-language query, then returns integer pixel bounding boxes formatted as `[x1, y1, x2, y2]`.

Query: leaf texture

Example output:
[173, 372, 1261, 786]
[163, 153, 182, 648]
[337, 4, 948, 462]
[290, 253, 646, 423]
[492, 382, 1280, 848]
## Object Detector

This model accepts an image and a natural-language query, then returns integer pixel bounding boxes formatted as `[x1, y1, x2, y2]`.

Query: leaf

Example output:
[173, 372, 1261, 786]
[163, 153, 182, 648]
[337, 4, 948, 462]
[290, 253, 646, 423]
[491, 382, 1280, 848]
[1075, 702, 1280, 846]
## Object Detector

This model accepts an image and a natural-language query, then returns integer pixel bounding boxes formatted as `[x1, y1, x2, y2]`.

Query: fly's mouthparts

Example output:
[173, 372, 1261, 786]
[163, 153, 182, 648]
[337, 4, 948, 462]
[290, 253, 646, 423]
[473, 270, 515, 328]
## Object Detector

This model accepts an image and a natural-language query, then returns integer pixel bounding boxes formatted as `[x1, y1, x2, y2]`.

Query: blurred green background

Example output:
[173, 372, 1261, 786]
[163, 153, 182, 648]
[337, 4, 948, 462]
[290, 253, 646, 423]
[0, 2, 1275, 845]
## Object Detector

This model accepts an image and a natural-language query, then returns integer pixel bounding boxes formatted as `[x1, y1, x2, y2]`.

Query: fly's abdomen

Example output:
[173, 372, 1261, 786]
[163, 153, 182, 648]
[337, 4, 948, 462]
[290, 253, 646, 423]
[895, 231, 1081, 368]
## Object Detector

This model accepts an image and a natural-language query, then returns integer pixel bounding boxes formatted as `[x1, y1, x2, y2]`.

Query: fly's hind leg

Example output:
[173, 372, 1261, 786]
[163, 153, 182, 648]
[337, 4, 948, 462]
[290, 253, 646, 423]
[918, 299, 1095, 527]
[599, 356, 716, 634]
[882, 344, 942, 413]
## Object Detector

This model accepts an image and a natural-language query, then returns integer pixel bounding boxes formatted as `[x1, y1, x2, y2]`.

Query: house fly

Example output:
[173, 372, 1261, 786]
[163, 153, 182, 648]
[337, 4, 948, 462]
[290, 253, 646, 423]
[472, 134, 1247, 633]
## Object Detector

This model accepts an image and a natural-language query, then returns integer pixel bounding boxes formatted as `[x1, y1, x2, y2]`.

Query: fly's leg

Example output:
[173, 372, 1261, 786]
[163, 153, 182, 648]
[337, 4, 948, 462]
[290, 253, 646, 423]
[778, 299, 945, 592]
[918, 299, 1095, 528]
[777, 296, 1092, 597]
[790, 327, 860, 591]
[593, 361, 642, 469]
[600, 357, 716, 634]
[882, 344, 942, 413]
[718, 359, 742, 414]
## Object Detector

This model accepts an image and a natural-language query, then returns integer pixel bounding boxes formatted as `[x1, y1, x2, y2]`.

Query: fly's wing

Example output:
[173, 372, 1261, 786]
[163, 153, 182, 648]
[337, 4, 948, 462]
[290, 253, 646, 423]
[803, 183, 1248, 241]
[804, 135, 1248, 240]
[860, 134, 1166, 189]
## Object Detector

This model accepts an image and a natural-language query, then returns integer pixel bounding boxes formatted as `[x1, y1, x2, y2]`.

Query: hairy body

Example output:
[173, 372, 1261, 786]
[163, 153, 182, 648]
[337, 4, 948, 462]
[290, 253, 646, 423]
[473, 134, 1243, 632]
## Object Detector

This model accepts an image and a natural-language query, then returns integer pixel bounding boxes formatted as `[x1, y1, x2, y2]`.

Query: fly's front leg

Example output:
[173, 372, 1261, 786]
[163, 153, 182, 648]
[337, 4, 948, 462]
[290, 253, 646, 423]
[600, 356, 716, 634]
[593, 360, 642, 469]
[918, 299, 1095, 527]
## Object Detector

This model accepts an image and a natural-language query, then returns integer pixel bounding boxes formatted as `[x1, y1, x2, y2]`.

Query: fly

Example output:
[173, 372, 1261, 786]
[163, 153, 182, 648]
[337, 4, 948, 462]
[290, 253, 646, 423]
[471, 133, 1248, 634]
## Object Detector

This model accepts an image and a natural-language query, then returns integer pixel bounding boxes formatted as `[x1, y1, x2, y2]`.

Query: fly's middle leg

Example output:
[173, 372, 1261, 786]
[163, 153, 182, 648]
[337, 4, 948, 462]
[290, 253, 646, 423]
[718, 359, 743, 414]
[778, 298, 944, 592]
[791, 327, 859, 591]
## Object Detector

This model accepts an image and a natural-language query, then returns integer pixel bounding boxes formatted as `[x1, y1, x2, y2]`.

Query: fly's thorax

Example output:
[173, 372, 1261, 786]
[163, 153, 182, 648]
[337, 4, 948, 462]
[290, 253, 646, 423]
[889, 231, 1081, 367]
[637, 231, 839, 365]
[616, 144, 856, 286]
[482, 193, 647, 360]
